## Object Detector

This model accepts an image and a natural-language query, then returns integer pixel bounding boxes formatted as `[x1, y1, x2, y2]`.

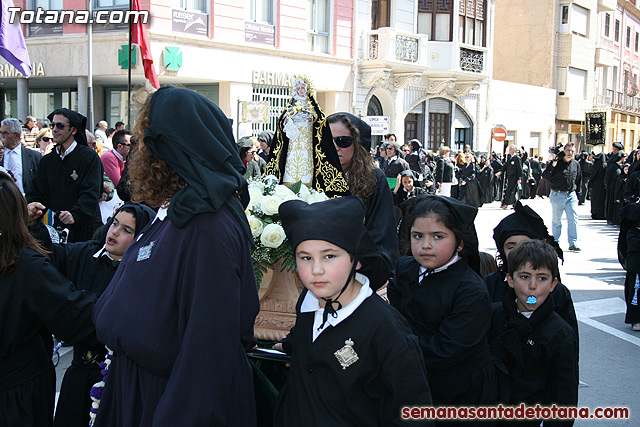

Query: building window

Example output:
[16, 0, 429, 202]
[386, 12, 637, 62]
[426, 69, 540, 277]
[95, 0, 128, 7]
[557, 67, 567, 95]
[636, 32, 639, 52]
[249, 0, 273, 24]
[429, 113, 450, 152]
[175, 0, 206, 13]
[604, 13, 610, 37]
[371, 0, 391, 30]
[308, 0, 330, 54]
[570, 4, 588, 37]
[417, 0, 453, 42]
[567, 67, 587, 100]
[627, 26, 631, 48]
[251, 84, 290, 136]
[615, 19, 620, 42]
[33, 0, 63, 9]
[457, 0, 485, 47]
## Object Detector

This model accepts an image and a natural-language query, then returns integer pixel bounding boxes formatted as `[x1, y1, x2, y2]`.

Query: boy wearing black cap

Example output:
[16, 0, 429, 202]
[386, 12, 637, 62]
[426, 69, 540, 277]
[489, 240, 578, 425]
[485, 201, 579, 339]
[274, 196, 432, 426]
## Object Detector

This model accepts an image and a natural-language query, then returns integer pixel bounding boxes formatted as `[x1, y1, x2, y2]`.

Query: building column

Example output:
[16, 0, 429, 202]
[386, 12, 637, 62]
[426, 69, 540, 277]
[16, 78, 28, 121]
[77, 76, 88, 118]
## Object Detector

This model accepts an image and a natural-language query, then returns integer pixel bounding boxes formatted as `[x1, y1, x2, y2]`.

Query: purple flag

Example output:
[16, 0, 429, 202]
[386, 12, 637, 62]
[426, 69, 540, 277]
[0, 0, 31, 77]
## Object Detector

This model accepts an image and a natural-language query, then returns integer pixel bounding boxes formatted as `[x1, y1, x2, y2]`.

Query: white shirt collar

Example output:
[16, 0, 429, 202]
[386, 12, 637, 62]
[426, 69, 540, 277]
[300, 273, 373, 342]
[112, 148, 125, 163]
[59, 141, 77, 159]
[136, 206, 167, 242]
[418, 253, 461, 281]
[93, 244, 116, 261]
[7, 145, 21, 155]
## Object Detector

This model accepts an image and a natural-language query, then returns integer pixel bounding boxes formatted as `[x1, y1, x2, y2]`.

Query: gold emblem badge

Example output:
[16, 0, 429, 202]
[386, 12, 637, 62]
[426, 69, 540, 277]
[334, 338, 359, 370]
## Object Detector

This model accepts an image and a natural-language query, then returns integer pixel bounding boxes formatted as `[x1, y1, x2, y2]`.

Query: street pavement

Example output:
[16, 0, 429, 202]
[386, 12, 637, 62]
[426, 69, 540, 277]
[55, 197, 639, 424]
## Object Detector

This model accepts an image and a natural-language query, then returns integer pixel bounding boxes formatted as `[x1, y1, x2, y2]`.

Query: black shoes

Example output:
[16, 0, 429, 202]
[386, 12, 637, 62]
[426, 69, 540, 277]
[568, 245, 581, 252]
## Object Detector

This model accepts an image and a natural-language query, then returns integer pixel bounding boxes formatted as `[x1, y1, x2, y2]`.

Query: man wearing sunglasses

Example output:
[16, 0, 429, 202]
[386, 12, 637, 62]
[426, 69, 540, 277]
[101, 130, 132, 186]
[0, 118, 42, 195]
[26, 108, 104, 243]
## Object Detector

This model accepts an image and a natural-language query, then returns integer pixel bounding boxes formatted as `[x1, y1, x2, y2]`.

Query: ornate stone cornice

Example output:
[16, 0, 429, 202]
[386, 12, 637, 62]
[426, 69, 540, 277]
[360, 69, 391, 87]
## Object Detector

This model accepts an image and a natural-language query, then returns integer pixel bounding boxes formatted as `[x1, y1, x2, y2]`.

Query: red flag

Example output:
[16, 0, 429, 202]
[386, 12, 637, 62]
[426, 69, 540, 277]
[131, 0, 159, 88]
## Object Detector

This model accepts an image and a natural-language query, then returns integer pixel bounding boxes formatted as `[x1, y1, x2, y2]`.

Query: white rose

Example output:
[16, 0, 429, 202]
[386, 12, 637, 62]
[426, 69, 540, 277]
[297, 184, 311, 202]
[260, 195, 282, 215]
[248, 180, 265, 192]
[248, 186, 263, 209]
[307, 191, 329, 204]
[247, 215, 264, 237]
[260, 223, 287, 248]
[274, 185, 297, 201]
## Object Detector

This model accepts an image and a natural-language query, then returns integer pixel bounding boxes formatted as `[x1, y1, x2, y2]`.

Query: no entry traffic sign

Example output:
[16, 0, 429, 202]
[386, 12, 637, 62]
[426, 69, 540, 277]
[492, 127, 507, 142]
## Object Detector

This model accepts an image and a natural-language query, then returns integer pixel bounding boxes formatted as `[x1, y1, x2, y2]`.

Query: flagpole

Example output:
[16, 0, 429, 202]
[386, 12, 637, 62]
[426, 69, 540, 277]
[127, 0, 133, 128]
[88, 0, 94, 130]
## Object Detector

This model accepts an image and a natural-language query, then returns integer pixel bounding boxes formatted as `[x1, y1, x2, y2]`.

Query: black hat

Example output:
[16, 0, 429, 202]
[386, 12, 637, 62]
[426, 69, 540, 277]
[493, 201, 563, 261]
[47, 108, 88, 146]
[613, 142, 624, 150]
[279, 196, 389, 290]
[334, 112, 371, 151]
[399, 169, 416, 180]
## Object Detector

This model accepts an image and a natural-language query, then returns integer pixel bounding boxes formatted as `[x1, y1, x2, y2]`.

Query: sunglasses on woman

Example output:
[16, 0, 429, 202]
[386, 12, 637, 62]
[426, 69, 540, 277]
[333, 135, 355, 148]
[41, 136, 53, 142]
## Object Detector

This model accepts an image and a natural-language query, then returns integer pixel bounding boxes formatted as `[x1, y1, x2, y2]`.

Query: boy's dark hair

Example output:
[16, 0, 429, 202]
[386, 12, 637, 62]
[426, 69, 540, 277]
[507, 240, 559, 279]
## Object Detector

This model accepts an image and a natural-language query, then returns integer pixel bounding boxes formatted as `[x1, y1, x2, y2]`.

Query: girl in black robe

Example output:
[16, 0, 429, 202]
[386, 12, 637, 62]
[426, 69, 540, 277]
[589, 153, 607, 220]
[0, 172, 97, 427]
[390, 195, 499, 414]
[53, 203, 155, 427]
[613, 163, 630, 226]
[605, 151, 624, 225]
[483, 201, 579, 340]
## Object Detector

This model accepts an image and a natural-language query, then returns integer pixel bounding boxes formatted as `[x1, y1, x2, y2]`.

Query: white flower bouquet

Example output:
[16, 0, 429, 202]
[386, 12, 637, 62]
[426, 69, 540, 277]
[246, 175, 329, 286]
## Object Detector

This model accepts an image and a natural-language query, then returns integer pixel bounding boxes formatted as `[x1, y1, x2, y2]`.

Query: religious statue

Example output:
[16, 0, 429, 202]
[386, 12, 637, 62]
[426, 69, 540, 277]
[265, 76, 349, 198]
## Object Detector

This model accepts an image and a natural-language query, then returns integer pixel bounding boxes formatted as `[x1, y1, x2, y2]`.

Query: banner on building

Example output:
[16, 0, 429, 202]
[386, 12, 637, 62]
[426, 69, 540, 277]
[586, 112, 606, 146]
[239, 101, 270, 123]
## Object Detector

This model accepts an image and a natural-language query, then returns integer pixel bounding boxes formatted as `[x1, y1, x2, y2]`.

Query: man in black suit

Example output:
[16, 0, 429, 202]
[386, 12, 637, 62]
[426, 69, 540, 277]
[1, 118, 41, 194]
[497, 144, 522, 209]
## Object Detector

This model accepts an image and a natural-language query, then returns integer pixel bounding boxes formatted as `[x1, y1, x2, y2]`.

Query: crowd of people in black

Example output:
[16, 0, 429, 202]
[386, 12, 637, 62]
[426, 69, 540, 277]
[2, 85, 637, 426]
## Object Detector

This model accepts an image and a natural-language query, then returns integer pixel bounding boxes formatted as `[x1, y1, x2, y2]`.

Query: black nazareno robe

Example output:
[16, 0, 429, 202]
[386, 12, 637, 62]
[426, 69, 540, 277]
[51, 240, 119, 427]
[389, 257, 499, 408]
[589, 153, 607, 220]
[618, 204, 640, 324]
[92, 207, 259, 426]
[26, 144, 104, 242]
[274, 289, 433, 426]
[604, 153, 624, 223]
[488, 289, 578, 426]
[483, 271, 579, 342]
[0, 248, 96, 427]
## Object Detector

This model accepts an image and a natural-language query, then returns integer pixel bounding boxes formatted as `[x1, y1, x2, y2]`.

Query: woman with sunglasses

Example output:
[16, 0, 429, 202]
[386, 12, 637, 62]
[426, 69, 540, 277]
[327, 112, 398, 272]
[35, 128, 54, 155]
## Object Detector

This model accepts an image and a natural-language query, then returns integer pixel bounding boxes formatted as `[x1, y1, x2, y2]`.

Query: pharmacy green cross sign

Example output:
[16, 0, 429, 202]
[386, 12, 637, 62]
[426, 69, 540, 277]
[164, 46, 182, 72]
[118, 45, 138, 70]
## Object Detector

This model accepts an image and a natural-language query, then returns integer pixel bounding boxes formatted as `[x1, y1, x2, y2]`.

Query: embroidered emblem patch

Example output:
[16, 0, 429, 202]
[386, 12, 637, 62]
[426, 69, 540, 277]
[527, 339, 535, 346]
[70, 170, 79, 180]
[136, 242, 155, 261]
[334, 338, 359, 370]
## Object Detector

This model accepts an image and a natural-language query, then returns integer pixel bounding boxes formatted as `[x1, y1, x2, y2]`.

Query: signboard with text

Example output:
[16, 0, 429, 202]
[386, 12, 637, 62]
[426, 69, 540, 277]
[172, 10, 208, 36]
[245, 21, 275, 45]
[363, 116, 389, 135]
